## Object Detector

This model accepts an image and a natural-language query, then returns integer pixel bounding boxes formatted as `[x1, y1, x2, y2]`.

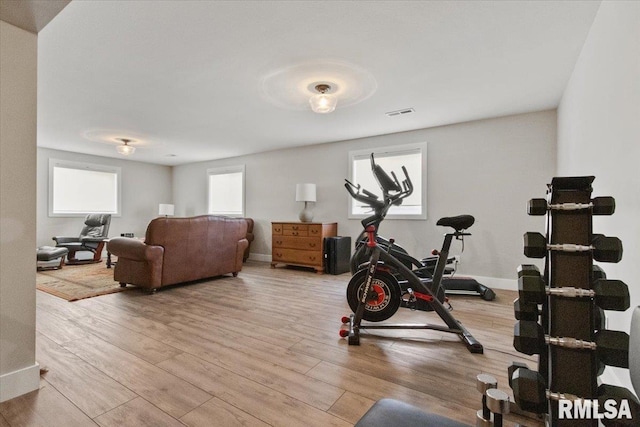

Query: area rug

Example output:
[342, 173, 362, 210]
[36, 262, 129, 301]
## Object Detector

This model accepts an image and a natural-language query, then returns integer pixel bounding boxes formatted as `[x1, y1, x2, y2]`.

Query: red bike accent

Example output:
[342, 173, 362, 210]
[414, 292, 449, 304]
[413, 292, 434, 303]
[367, 284, 386, 306]
[366, 225, 377, 247]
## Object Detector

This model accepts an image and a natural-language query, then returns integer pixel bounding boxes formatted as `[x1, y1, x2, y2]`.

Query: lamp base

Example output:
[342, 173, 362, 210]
[299, 204, 314, 222]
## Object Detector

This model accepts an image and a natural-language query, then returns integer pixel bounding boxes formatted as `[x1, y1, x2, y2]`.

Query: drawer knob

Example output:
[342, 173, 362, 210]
[309, 243, 316, 248]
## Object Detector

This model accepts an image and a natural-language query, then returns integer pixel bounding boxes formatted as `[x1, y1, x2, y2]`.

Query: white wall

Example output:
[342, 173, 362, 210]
[557, 1, 640, 390]
[0, 21, 40, 402]
[174, 110, 557, 285]
[37, 148, 174, 246]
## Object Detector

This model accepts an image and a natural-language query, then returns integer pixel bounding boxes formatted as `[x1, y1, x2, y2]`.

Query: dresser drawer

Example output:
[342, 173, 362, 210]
[273, 236, 322, 251]
[272, 248, 323, 266]
[308, 224, 323, 237]
[283, 224, 308, 236]
[272, 223, 283, 234]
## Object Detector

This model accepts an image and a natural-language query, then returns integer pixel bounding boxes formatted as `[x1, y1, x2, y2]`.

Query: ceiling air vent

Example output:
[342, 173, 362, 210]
[385, 108, 415, 117]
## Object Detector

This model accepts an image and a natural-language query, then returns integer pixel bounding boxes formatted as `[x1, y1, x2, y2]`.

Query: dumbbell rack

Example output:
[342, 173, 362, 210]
[548, 177, 599, 425]
[514, 176, 628, 426]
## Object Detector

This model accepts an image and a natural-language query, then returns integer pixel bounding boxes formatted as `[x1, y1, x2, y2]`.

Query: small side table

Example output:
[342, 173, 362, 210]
[104, 238, 114, 268]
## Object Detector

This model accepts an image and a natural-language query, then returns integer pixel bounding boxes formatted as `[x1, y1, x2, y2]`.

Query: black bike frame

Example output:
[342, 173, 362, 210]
[347, 222, 484, 354]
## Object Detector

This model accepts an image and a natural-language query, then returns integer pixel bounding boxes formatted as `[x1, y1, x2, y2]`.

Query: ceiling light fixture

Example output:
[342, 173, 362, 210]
[309, 84, 337, 114]
[115, 138, 136, 155]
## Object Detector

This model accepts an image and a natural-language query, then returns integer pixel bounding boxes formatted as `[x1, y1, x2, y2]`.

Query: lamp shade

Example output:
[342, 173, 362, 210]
[158, 203, 175, 216]
[295, 184, 316, 202]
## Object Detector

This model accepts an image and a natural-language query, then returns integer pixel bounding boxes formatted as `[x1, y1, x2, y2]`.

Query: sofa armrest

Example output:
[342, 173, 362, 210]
[236, 238, 249, 268]
[107, 237, 164, 263]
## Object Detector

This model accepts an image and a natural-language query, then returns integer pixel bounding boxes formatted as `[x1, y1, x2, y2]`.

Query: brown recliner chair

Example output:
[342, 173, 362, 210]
[53, 214, 111, 264]
[244, 218, 254, 262]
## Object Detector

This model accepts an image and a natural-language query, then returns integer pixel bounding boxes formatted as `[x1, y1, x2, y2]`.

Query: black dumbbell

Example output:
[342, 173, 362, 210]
[507, 361, 529, 389]
[511, 367, 588, 414]
[513, 320, 629, 368]
[593, 264, 607, 280]
[518, 273, 629, 311]
[523, 232, 623, 263]
[517, 263, 541, 277]
[476, 373, 497, 426]
[598, 384, 640, 426]
[595, 306, 606, 331]
[514, 298, 539, 321]
[515, 266, 542, 320]
[528, 197, 615, 216]
[512, 367, 561, 414]
[512, 367, 640, 423]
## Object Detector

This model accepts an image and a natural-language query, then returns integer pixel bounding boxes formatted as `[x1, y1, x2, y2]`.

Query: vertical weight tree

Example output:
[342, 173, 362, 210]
[510, 177, 637, 426]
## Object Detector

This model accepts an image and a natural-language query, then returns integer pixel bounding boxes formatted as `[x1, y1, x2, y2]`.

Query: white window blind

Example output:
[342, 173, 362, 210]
[207, 165, 245, 216]
[49, 159, 121, 216]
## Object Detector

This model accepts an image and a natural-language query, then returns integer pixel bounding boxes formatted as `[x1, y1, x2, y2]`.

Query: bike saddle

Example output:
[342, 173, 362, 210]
[436, 215, 475, 231]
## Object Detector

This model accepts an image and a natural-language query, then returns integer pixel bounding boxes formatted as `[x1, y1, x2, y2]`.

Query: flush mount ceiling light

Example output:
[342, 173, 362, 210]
[115, 138, 136, 155]
[309, 84, 337, 114]
[261, 60, 377, 112]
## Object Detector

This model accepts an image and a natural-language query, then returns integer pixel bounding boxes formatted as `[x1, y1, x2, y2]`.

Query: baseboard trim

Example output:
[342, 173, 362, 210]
[248, 253, 272, 263]
[245, 257, 517, 290]
[0, 362, 40, 403]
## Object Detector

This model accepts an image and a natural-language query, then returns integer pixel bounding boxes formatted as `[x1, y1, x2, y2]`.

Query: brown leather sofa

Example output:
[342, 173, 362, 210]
[107, 215, 248, 291]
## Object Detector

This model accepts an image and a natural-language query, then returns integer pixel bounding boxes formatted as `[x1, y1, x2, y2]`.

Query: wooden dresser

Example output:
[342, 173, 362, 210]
[271, 222, 337, 273]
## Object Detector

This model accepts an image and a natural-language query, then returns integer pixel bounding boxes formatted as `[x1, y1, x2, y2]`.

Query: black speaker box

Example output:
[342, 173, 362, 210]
[324, 236, 351, 275]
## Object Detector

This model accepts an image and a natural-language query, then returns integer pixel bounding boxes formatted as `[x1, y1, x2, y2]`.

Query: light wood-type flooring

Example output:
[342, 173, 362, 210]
[1, 261, 541, 426]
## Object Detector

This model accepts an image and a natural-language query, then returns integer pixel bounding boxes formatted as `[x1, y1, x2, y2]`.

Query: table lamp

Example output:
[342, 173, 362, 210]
[295, 184, 316, 222]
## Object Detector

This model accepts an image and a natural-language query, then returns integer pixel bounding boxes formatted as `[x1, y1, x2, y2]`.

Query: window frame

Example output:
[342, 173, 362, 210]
[48, 159, 122, 217]
[206, 164, 246, 217]
[347, 142, 427, 220]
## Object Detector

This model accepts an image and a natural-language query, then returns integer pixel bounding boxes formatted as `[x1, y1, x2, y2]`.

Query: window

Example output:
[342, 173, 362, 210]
[348, 142, 427, 219]
[49, 159, 121, 216]
[207, 165, 245, 217]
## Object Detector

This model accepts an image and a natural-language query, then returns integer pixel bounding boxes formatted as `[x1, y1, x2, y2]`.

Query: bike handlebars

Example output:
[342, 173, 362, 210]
[344, 154, 414, 222]
[344, 179, 385, 210]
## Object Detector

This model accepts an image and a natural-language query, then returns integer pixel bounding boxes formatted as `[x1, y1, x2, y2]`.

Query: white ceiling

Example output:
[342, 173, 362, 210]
[37, 1, 601, 166]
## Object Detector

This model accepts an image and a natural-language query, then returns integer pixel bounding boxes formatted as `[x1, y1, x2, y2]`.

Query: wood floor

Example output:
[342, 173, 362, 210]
[1, 261, 540, 426]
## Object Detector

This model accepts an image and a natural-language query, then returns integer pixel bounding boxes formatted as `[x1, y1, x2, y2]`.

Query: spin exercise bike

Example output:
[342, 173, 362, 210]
[350, 227, 496, 303]
[339, 154, 483, 353]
